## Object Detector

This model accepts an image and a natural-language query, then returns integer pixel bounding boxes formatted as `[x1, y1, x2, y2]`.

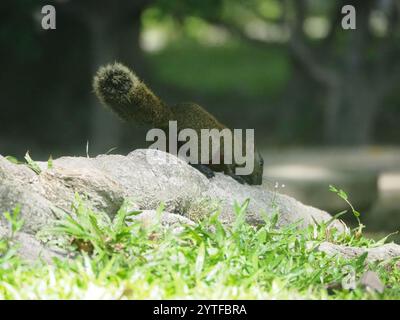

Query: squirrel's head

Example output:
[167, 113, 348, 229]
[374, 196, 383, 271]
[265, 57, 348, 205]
[251, 150, 264, 185]
[93, 63, 139, 107]
[240, 149, 264, 185]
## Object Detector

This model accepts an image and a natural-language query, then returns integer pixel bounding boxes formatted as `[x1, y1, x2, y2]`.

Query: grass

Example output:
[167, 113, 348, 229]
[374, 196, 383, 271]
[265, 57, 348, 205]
[0, 194, 400, 300]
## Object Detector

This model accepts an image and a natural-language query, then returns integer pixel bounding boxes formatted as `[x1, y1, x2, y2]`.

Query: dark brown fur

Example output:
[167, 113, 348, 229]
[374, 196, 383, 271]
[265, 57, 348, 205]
[93, 63, 264, 185]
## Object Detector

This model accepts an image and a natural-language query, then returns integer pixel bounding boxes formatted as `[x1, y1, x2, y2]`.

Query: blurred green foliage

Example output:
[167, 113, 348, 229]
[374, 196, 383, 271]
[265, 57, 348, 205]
[1, 0, 400, 157]
[0, 0, 45, 61]
[151, 0, 223, 21]
[147, 40, 290, 98]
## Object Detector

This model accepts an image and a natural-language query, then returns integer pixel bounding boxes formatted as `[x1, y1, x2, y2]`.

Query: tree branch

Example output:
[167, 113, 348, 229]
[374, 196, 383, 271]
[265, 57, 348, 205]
[283, 0, 338, 87]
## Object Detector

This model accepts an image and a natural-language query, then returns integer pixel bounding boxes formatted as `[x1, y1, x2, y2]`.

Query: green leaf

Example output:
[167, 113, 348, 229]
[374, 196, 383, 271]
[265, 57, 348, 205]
[233, 199, 249, 232]
[329, 185, 338, 193]
[353, 210, 361, 217]
[338, 190, 348, 200]
[5, 156, 21, 164]
[24, 151, 41, 174]
[89, 214, 103, 239]
[47, 155, 53, 169]
[3, 206, 24, 236]
[355, 252, 369, 268]
[195, 242, 205, 277]
[105, 147, 118, 155]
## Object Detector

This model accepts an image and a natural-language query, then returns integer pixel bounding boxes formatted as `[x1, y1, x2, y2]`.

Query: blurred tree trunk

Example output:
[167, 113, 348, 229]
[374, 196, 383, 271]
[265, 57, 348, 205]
[324, 80, 380, 145]
[323, 1, 380, 145]
[87, 14, 143, 153]
[322, 0, 399, 145]
[209, 0, 399, 145]
[286, 0, 398, 145]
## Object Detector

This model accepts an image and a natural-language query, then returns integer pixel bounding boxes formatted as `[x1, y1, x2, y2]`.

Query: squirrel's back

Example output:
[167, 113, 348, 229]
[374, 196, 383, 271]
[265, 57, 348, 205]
[172, 103, 226, 132]
[93, 62, 264, 185]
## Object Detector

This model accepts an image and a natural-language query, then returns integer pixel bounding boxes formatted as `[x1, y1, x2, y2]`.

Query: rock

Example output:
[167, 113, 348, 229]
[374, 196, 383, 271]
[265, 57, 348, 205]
[133, 210, 196, 227]
[0, 148, 349, 265]
[100, 150, 210, 215]
[360, 271, 384, 293]
[0, 149, 347, 235]
[39, 165, 130, 217]
[0, 156, 56, 234]
[0, 225, 64, 263]
[3, 149, 400, 263]
[132, 210, 196, 234]
[38, 151, 209, 217]
[206, 173, 346, 231]
[318, 242, 400, 262]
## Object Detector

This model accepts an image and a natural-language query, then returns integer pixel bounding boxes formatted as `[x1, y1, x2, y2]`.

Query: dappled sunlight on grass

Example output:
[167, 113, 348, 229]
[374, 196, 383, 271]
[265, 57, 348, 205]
[1, 198, 400, 299]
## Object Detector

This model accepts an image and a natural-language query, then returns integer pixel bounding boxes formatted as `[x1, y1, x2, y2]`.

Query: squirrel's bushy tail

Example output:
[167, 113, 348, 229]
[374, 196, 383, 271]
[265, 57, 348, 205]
[93, 63, 172, 127]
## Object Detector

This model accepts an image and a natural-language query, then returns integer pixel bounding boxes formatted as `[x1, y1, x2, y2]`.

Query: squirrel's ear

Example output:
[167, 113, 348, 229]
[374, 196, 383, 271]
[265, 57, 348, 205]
[93, 62, 139, 105]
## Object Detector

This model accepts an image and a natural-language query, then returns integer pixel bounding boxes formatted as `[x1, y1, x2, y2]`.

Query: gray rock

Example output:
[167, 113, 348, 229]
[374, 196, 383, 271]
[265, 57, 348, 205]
[0, 226, 63, 263]
[0, 157, 56, 234]
[318, 242, 400, 262]
[98, 150, 209, 215]
[3, 148, 393, 263]
[1, 150, 348, 234]
[38, 164, 129, 217]
[133, 210, 196, 227]
[132, 210, 196, 234]
[36, 151, 209, 217]
[206, 173, 347, 231]
[360, 271, 385, 293]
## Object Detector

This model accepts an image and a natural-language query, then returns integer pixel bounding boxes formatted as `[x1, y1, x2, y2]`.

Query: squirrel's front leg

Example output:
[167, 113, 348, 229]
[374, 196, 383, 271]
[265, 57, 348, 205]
[223, 164, 247, 184]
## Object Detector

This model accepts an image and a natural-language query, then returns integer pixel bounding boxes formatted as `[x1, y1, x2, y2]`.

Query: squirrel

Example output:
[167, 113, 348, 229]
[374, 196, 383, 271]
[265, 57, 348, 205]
[93, 62, 264, 185]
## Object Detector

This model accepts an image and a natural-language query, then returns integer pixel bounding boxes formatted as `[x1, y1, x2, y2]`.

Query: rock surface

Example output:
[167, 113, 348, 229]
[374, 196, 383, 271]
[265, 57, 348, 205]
[0, 149, 399, 263]
[318, 242, 400, 263]
[0, 226, 64, 263]
[0, 149, 346, 234]
[133, 210, 196, 228]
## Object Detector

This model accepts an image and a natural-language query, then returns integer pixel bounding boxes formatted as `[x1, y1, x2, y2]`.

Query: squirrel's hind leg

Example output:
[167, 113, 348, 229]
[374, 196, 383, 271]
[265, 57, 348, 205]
[190, 164, 215, 179]
[229, 174, 247, 185]
[190, 163, 247, 185]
